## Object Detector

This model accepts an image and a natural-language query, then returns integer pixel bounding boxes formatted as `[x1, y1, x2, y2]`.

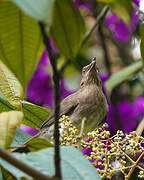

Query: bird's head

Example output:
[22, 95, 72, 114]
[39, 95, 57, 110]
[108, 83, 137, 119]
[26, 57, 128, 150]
[80, 57, 102, 87]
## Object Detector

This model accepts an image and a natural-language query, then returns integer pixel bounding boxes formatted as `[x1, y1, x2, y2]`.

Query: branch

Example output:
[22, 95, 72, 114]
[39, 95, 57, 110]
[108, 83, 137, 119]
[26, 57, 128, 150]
[105, 33, 134, 65]
[98, 22, 111, 75]
[126, 151, 144, 180]
[136, 118, 144, 136]
[0, 148, 53, 180]
[81, 5, 109, 48]
[39, 22, 61, 179]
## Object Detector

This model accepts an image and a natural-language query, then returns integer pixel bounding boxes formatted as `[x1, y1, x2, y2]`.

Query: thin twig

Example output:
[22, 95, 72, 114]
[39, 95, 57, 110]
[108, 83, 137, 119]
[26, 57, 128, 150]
[136, 118, 144, 136]
[81, 5, 109, 48]
[120, 150, 135, 164]
[126, 151, 144, 180]
[0, 148, 53, 180]
[105, 33, 134, 65]
[93, 4, 111, 75]
[79, 118, 86, 137]
[137, 165, 144, 171]
[98, 21, 111, 75]
[39, 22, 61, 179]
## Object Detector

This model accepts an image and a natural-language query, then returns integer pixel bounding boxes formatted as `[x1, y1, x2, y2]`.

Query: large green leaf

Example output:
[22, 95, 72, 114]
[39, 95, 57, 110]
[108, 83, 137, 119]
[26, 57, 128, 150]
[0, 147, 100, 180]
[12, 128, 31, 147]
[51, 0, 85, 58]
[0, 96, 49, 129]
[105, 61, 143, 92]
[11, 0, 55, 30]
[0, 1, 42, 88]
[22, 101, 49, 128]
[0, 60, 23, 109]
[25, 137, 53, 152]
[0, 111, 23, 149]
[12, 131, 53, 152]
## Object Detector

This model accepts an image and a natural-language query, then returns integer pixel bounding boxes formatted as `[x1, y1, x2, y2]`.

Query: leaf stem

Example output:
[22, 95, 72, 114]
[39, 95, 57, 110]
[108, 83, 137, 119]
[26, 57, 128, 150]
[39, 22, 61, 179]
[81, 5, 109, 48]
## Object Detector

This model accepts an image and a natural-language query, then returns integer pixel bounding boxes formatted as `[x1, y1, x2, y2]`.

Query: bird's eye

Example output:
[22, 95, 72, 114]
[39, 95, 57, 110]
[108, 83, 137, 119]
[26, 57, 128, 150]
[82, 69, 86, 73]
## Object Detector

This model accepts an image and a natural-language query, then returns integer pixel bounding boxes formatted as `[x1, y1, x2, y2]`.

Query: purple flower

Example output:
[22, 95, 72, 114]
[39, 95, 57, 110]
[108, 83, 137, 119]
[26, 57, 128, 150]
[105, 14, 130, 42]
[133, 0, 140, 6]
[105, 0, 140, 42]
[20, 125, 39, 136]
[106, 97, 144, 134]
[82, 147, 92, 156]
[74, 0, 92, 12]
[101, 73, 144, 134]
[27, 51, 73, 108]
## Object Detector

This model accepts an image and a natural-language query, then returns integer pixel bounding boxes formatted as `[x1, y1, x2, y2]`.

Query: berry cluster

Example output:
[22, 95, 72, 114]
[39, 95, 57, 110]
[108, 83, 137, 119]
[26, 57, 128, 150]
[59, 115, 144, 179]
[59, 115, 80, 146]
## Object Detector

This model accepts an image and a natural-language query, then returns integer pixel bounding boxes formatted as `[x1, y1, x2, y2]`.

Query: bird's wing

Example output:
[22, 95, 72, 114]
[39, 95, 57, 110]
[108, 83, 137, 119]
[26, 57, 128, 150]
[40, 92, 78, 129]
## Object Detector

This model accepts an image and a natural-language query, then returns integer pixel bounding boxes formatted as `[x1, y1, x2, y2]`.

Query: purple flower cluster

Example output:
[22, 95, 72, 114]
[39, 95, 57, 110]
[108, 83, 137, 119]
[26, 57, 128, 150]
[101, 73, 144, 134]
[74, 0, 92, 12]
[105, 0, 140, 42]
[107, 97, 144, 134]
[20, 125, 39, 136]
[27, 51, 72, 108]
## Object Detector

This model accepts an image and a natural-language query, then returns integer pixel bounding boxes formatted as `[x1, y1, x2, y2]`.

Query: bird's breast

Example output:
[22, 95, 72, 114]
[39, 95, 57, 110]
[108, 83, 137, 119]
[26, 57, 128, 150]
[75, 85, 108, 121]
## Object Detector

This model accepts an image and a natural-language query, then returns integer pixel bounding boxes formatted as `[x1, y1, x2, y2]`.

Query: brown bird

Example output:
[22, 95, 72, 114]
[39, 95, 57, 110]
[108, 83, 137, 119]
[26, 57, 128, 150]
[40, 58, 108, 138]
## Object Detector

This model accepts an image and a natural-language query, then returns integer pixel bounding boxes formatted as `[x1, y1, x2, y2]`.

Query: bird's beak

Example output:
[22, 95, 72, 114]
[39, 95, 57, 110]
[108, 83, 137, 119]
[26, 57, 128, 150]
[89, 58, 96, 71]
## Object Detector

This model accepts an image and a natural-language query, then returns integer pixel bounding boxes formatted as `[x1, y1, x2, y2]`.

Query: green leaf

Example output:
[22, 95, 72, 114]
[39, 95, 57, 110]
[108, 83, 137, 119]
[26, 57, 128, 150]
[11, 0, 55, 29]
[105, 61, 143, 92]
[140, 24, 144, 62]
[0, 1, 42, 88]
[0, 96, 14, 113]
[0, 111, 23, 149]
[51, 0, 85, 58]
[0, 96, 49, 129]
[22, 101, 49, 129]
[25, 137, 53, 152]
[12, 128, 31, 147]
[0, 61, 23, 109]
[0, 147, 100, 180]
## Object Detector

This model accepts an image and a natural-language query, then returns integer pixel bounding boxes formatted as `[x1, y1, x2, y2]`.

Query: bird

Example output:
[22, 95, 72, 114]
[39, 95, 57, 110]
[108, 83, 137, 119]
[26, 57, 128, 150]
[40, 58, 108, 139]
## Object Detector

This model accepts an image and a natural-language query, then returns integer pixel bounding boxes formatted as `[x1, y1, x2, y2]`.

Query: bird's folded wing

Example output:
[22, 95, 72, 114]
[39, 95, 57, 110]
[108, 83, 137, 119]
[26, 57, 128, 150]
[40, 92, 78, 129]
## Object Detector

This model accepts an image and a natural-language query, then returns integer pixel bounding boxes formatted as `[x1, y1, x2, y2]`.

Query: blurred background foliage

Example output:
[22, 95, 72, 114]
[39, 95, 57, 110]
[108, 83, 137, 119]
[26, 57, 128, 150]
[0, 0, 144, 179]
[24, 0, 144, 135]
[0, 0, 144, 136]
[0, 0, 143, 136]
